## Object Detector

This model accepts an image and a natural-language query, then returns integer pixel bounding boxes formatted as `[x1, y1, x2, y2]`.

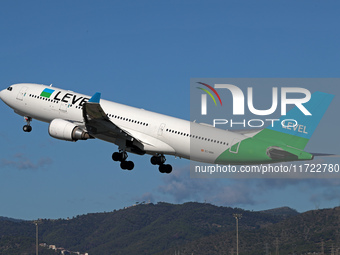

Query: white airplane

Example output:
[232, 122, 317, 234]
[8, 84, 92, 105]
[0, 83, 334, 174]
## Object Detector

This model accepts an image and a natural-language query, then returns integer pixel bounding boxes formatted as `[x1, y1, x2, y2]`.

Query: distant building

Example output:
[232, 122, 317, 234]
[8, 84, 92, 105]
[46, 243, 88, 255]
[49, 245, 57, 250]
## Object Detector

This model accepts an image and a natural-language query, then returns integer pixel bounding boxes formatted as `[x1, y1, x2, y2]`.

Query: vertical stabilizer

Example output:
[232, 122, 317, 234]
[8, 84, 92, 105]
[257, 91, 334, 150]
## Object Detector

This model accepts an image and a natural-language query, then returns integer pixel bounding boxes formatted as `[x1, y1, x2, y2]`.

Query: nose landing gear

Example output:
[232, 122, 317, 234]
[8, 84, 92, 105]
[23, 116, 32, 132]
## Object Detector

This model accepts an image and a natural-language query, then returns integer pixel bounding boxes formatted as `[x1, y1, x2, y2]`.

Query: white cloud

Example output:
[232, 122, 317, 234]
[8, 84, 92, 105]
[0, 153, 52, 170]
[155, 166, 257, 206]
[137, 165, 340, 210]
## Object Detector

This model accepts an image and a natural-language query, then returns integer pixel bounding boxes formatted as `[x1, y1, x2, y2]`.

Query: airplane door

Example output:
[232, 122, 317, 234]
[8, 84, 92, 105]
[158, 123, 166, 136]
[229, 138, 241, 153]
[16, 87, 28, 101]
[59, 101, 69, 112]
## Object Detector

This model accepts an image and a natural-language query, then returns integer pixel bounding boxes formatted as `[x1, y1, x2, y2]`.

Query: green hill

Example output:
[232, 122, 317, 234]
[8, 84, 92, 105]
[162, 206, 340, 255]
[39, 202, 285, 254]
[0, 202, 338, 255]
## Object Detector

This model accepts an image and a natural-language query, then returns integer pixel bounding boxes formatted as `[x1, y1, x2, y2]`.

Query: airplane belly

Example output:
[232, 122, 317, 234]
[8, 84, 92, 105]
[189, 144, 226, 164]
[124, 128, 176, 155]
[143, 141, 175, 154]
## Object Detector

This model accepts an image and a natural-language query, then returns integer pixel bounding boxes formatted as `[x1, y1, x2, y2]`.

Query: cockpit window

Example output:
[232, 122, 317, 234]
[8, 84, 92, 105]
[7, 87, 13, 91]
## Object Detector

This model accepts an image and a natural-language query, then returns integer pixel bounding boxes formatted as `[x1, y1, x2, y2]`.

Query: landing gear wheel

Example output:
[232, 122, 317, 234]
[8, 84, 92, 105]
[112, 152, 128, 162]
[151, 156, 158, 165]
[158, 164, 172, 174]
[159, 164, 165, 173]
[112, 152, 121, 161]
[126, 161, 134, 170]
[120, 161, 134, 170]
[151, 155, 166, 165]
[120, 161, 128, 170]
[164, 164, 172, 174]
[23, 125, 32, 132]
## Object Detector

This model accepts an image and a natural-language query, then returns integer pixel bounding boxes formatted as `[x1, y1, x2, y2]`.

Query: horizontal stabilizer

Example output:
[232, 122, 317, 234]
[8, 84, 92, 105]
[311, 153, 340, 157]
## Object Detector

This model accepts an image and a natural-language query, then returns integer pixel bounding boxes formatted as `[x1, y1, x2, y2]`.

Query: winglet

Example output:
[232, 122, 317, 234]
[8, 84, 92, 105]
[89, 92, 101, 103]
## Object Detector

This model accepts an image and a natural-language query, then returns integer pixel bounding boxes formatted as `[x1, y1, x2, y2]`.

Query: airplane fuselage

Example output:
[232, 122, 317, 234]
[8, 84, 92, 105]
[0, 83, 319, 173]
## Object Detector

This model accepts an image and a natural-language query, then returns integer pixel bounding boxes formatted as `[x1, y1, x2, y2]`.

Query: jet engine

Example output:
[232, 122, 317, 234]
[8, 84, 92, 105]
[48, 119, 91, 142]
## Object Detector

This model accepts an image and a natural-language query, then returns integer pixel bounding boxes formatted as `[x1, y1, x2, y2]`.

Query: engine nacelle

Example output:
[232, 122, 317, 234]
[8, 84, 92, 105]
[48, 119, 90, 142]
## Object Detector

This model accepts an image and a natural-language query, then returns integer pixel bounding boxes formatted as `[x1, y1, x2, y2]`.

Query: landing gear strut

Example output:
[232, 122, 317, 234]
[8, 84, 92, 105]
[23, 116, 32, 132]
[151, 155, 172, 174]
[112, 151, 134, 170]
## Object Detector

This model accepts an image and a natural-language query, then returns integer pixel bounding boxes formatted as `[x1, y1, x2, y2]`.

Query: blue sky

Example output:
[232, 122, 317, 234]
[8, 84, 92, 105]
[0, 0, 340, 220]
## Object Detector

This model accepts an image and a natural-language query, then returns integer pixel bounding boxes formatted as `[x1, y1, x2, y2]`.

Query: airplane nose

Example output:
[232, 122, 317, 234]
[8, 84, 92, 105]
[0, 88, 7, 101]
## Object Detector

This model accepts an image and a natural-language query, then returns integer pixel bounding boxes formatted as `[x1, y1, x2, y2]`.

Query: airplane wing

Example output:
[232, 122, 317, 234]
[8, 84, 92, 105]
[82, 93, 132, 139]
[82, 93, 145, 154]
[83, 93, 176, 155]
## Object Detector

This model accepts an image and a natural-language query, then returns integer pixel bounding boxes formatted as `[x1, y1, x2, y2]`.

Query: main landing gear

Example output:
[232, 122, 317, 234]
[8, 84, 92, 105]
[23, 116, 32, 132]
[151, 155, 172, 174]
[112, 151, 134, 170]
[112, 151, 173, 174]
